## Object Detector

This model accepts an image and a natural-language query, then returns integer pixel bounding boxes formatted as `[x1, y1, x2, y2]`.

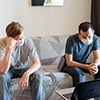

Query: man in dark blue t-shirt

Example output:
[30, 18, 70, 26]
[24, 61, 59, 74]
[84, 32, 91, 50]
[61, 22, 100, 86]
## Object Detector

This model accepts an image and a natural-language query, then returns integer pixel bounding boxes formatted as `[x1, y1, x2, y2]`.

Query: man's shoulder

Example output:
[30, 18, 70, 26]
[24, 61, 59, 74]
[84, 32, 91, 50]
[0, 37, 7, 46]
[24, 37, 33, 45]
[24, 36, 31, 41]
[68, 33, 78, 38]
[93, 34, 98, 40]
[24, 37, 33, 47]
[67, 33, 78, 41]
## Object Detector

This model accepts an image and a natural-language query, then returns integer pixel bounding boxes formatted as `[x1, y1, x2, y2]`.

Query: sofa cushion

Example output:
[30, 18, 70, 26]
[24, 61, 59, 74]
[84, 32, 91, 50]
[9, 69, 73, 100]
[30, 35, 69, 65]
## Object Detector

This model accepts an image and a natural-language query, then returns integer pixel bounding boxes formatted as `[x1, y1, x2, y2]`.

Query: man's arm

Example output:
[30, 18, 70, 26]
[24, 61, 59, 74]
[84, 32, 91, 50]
[93, 49, 100, 66]
[0, 47, 12, 74]
[65, 53, 89, 69]
[26, 56, 41, 75]
[18, 56, 41, 90]
[65, 53, 98, 75]
[0, 37, 16, 74]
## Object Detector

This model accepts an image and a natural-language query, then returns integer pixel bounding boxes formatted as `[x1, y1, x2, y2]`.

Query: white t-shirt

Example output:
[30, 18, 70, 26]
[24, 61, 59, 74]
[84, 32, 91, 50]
[0, 37, 38, 69]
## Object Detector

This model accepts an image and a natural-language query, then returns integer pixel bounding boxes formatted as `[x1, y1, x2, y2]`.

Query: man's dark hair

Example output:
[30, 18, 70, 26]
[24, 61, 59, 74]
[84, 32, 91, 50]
[78, 22, 94, 33]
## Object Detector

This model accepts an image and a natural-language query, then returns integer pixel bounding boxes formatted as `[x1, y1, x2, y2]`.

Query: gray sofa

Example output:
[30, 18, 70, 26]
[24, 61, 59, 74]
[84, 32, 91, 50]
[9, 35, 95, 100]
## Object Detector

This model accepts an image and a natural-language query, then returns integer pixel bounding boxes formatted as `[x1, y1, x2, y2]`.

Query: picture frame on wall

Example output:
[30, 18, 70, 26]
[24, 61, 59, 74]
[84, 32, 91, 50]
[32, 0, 64, 6]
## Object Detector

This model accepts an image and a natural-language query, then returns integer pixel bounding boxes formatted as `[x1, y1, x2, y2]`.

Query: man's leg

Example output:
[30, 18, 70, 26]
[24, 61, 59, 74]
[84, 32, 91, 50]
[14, 68, 43, 100]
[0, 69, 14, 100]
[29, 71, 43, 100]
[61, 65, 85, 86]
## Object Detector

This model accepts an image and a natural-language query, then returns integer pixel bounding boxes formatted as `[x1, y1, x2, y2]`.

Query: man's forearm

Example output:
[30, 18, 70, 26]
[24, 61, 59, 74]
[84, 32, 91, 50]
[0, 47, 12, 74]
[93, 59, 100, 66]
[26, 62, 41, 76]
[67, 61, 88, 69]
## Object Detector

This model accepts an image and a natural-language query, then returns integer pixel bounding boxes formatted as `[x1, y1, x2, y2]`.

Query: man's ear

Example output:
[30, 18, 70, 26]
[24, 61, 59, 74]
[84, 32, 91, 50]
[78, 33, 81, 41]
[93, 30, 95, 34]
[78, 32, 81, 34]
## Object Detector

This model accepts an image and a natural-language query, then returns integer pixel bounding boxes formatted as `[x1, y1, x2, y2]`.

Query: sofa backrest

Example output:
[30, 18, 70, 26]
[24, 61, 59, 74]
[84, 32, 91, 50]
[28, 35, 100, 66]
[29, 35, 69, 66]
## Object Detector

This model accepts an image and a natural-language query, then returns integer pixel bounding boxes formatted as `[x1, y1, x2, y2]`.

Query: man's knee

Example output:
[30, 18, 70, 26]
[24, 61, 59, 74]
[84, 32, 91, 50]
[0, 73, 7, 81]
[29, 71, 43, 82]
[73, 68, 84, 76]
[0, 73, 10, 83]
[33, 71, 42, 79]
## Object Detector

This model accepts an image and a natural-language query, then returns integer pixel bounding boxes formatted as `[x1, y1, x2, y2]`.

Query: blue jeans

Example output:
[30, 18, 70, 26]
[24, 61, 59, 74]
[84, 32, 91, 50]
[0, 68, 43, 100]
[61, 64, 100, 86]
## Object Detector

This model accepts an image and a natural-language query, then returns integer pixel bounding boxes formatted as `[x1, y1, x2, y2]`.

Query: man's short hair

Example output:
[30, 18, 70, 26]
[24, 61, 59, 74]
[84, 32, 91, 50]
[78, 22, 94, 33]
[6, 21, 24, 38]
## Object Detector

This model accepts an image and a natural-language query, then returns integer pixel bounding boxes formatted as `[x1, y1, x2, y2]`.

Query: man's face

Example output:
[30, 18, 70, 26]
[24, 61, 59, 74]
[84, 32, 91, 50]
[79, 28, 94, 41]
[14, 31, 24, 41]
[14, 31, 24, 46]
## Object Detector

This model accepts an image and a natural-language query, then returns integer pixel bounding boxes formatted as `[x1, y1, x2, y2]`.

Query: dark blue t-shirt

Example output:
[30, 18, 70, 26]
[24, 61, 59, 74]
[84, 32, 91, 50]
[65, 34, 99, 64]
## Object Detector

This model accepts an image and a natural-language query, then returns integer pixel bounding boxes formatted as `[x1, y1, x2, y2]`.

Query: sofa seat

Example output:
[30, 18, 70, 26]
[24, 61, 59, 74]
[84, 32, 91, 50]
[9, 66, 72, 100]
[9, 65, 95, 100]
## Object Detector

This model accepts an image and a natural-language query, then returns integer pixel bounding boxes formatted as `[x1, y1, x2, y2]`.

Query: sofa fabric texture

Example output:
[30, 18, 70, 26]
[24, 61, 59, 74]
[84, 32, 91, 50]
[30, 35, 68, 65]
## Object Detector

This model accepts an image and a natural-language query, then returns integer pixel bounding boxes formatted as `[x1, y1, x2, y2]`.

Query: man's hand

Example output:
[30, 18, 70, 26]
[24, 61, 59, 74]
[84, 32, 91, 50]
[7, 37, 17, 49]
[87, 63, 99, 75]
[18, 71, 29, 91]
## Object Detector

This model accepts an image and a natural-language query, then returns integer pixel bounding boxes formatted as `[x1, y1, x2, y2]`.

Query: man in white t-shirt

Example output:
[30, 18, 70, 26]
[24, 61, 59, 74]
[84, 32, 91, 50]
[0, 21, 43, 100]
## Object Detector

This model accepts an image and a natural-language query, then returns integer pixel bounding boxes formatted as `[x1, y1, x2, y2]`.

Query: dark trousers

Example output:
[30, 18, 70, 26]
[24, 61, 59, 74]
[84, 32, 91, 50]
[61, 64, 100, 86]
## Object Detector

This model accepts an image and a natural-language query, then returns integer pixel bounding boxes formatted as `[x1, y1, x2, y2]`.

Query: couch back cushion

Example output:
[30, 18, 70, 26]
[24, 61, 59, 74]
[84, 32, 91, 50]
[30, 35, 69, 65]
[29, 35, 100, 66]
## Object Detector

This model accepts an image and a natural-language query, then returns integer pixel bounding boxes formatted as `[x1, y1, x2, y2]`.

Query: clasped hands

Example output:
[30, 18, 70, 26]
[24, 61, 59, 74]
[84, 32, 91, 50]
[88, 63, 99, 75]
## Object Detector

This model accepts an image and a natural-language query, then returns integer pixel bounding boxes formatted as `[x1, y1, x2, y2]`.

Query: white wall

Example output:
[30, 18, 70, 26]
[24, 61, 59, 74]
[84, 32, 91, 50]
[0, 0, 91, 38]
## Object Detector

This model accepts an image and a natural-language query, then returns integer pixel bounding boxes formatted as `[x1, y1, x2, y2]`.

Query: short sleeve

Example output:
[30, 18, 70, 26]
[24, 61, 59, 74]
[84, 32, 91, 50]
[0, 42, 6, 62]
[65, 37, 74, 55]
[92, 35, 99, 50]
[28, 39, 38, 60]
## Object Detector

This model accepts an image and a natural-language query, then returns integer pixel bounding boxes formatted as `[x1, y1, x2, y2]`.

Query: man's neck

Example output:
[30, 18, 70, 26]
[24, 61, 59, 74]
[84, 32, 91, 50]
[78, 33, 81, 41]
